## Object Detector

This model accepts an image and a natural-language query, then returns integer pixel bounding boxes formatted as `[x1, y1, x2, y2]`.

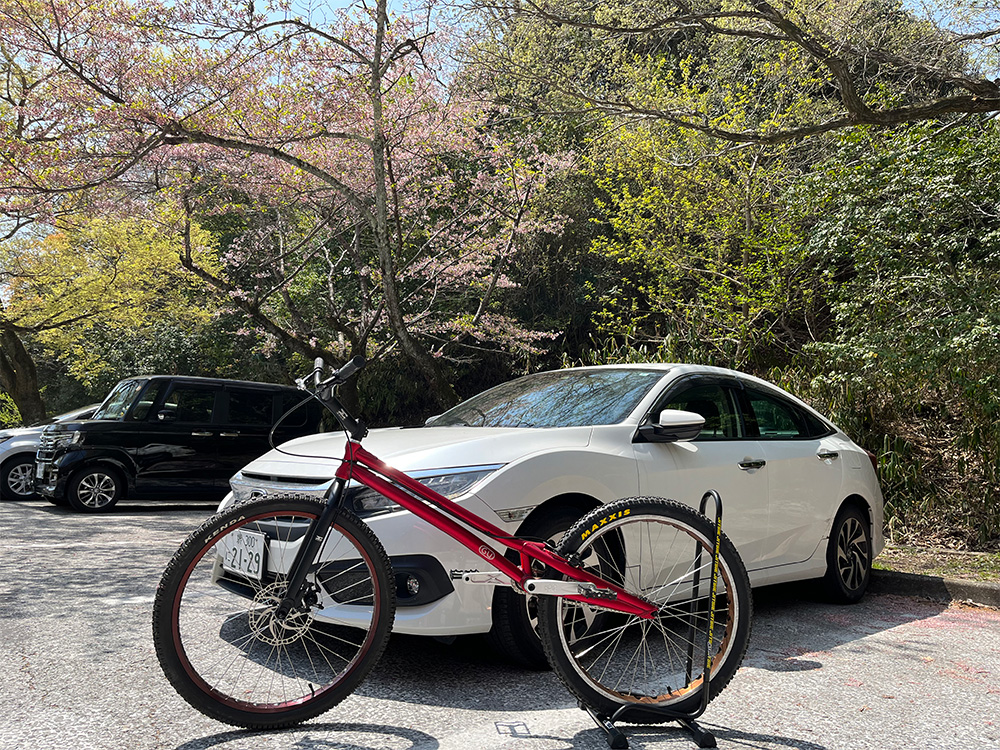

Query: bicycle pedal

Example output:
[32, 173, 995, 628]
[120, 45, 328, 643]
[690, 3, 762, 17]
[461, 572, 512, 586]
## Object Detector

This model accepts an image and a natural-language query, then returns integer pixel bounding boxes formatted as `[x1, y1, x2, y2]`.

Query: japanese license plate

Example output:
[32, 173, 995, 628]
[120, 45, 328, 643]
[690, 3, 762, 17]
[35, 463, 45, 479]
[221, 529, 267, 581]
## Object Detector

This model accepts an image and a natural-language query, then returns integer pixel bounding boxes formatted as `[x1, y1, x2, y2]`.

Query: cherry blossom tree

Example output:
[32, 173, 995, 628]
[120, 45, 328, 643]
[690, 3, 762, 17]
[0, 0, 564, 407]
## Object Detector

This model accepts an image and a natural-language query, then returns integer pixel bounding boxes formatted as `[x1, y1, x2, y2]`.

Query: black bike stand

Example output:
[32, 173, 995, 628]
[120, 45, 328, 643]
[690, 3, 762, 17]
[581, 490, 725, 750]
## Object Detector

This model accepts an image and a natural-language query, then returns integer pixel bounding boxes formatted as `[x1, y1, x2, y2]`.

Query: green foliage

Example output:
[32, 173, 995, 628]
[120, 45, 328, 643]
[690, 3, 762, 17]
[0, 392, 20, 428]
[585, 122, 822, 369]
[788, 120, 1000, 546]
[566, 116, 1000, 549]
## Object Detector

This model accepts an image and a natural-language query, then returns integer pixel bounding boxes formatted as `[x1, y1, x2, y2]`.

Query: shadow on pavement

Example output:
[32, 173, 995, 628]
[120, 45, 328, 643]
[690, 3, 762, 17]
[609, 723, 828, 750]
[174, 723, 439, 750]
[743, 581, 948, 674]
[354, 581, 953, 714]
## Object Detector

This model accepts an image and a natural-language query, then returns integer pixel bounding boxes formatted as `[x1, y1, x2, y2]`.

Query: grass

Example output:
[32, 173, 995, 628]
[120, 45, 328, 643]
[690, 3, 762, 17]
[874, 544, 1000, 582]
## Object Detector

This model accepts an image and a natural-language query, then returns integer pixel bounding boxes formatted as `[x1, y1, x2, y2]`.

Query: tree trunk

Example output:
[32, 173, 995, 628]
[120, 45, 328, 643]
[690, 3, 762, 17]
[367, 0, 459, 410]
[0, 326, 46, 424]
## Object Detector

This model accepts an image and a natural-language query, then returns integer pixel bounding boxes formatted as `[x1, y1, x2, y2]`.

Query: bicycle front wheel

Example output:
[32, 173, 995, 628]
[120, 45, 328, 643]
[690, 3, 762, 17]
[537, 496, 752, 720]
[152, 497, 395, 728]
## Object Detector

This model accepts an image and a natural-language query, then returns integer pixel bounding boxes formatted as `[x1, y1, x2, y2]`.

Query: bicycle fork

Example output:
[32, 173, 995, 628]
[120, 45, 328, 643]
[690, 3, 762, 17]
[273, 478, 348, 621]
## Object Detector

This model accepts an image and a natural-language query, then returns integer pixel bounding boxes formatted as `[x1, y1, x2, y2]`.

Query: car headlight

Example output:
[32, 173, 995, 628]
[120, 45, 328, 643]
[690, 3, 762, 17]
[353, 464, 504, 514]
[48, 432, 83, 448]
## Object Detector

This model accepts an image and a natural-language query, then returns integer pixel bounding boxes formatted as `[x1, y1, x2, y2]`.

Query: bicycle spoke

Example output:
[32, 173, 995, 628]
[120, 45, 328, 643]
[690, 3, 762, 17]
[154, 499, 393, 726]
[540, 499, 750, 714]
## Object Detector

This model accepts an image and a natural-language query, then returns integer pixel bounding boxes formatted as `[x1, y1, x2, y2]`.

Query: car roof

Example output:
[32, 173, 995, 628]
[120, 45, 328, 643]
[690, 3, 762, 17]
[117, 375, 299, 391]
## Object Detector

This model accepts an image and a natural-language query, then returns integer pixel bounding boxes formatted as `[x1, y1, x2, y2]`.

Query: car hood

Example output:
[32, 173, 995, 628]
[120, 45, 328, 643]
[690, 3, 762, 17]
[241, 426, 595, 480]
[0, 426, 41, 440]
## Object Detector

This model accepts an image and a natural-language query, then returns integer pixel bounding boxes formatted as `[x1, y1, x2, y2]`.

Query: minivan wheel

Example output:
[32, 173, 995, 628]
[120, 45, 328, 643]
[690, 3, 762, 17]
[1, 456, 38, 500]
[68, 467, 124, 513]
[823, 503, 872, 604]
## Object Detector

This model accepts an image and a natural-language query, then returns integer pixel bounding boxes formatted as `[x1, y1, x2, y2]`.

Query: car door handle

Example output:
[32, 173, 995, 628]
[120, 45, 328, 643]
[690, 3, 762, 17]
[191, 431, 213, 437]
[738, 459, 766, 471]
[220, 432, 240, 437]
[817, 451, 840, 461]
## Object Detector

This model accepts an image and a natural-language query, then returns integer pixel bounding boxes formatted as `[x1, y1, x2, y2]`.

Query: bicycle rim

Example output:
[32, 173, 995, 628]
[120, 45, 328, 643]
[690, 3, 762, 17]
[541, 500, 749, 715]
[154, 499, 393, 727]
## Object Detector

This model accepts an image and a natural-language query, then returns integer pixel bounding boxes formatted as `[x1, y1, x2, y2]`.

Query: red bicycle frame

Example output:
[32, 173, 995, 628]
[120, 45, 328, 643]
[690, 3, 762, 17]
[334, 440, 658, 620]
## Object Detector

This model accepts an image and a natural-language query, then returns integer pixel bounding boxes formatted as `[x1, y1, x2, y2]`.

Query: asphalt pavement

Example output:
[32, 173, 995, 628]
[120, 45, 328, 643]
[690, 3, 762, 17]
[1, 499, 998, 750]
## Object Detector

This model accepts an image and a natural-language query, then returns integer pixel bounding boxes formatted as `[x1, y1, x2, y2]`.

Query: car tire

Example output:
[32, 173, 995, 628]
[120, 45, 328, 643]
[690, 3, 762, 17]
[823, 503, 872, 604]
[1, 455, 38, 501]
[67, 466, 124, 513]
[486, 504, 587, 670]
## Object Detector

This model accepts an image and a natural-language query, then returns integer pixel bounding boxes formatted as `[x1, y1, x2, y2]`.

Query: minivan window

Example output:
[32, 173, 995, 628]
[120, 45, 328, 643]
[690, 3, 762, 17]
[129, 382, 163, 421]
[163, 386, 217, 423]
[278, 393, 311, 427]
[92, 380, 146, 420]
[229, 389, 273, 426]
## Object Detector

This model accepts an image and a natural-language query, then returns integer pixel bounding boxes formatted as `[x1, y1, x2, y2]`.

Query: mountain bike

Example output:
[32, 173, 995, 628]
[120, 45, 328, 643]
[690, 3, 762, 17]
[152, 357, 752, 737]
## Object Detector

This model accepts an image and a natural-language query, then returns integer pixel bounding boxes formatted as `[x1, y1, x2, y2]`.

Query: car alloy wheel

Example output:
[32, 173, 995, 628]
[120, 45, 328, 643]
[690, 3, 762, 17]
[5, 460, 36, 498]
[69, 468, 123, 512]
[836, 515, 870, 591]
[823, 504, 871, 604]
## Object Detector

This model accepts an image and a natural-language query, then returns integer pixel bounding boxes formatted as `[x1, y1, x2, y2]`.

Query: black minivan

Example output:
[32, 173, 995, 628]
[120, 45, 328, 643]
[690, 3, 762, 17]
[35, 375, 323, 512]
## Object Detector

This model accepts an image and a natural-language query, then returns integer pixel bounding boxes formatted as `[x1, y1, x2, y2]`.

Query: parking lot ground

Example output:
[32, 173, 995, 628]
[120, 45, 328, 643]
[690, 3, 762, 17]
[1, 499, 999, 750]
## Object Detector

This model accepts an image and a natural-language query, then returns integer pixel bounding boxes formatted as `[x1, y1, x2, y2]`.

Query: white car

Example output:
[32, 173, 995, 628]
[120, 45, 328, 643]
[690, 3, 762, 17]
[0, 404, 100, 501]
[220, 364, 884, 667]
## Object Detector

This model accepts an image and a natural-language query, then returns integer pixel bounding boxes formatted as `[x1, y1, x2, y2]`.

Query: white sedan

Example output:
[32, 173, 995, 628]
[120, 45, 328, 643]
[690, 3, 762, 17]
[220, 364, 884, 667]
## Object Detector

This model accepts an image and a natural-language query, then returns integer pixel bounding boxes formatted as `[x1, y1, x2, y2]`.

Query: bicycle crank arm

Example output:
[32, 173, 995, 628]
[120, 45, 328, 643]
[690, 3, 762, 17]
[524, 579, 614, 598]
[524, 579, 658, 619]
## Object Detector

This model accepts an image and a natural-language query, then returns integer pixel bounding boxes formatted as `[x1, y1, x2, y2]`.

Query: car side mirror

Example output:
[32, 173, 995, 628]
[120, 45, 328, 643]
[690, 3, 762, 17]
[157, 409, 177, 423]
[636, 409, 705, 443]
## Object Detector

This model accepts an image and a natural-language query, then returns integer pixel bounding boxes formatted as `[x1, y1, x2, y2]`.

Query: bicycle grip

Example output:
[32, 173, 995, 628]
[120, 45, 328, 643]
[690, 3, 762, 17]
[336, 355, 366, 381]
[313, 357, 324, 386]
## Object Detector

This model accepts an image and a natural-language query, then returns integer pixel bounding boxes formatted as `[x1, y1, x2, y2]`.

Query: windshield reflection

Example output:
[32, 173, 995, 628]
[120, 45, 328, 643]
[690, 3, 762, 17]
[92, 380, 145, 420]
[428, 369, 667, 429]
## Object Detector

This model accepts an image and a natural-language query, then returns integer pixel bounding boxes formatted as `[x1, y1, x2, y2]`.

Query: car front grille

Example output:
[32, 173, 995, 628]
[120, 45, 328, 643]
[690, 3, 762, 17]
[229, 472, 334, 505]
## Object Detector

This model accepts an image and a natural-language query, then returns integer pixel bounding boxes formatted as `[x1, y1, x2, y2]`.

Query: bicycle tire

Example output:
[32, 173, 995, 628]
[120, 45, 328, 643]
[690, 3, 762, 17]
[152, 496, 395, 728]
[537, 496, 752, 720]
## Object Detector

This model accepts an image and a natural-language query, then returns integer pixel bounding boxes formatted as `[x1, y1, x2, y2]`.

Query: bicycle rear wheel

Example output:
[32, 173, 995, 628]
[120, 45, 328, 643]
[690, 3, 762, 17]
[537, 496, 752, 720]
[152, 497, 395, 728]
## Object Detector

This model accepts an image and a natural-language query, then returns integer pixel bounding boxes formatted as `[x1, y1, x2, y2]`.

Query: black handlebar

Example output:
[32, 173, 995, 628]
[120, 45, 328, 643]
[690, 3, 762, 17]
[333, 355, 366, 383]
[296, 355, 368, 441]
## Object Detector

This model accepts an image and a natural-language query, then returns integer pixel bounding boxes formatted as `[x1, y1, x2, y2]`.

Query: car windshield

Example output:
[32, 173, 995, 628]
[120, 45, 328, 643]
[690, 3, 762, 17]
[428, 368, 668, 428]
[92, 380, 147, 420]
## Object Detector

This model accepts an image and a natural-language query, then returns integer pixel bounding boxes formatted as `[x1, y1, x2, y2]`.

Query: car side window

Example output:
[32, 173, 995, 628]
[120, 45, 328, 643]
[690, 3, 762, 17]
[163, 386, 218, 423]
[663, 384, 741, 440]
[228, 389, 274, 426]
[281, 392, 316, 427]
[128, 382, 163, 421]
[744, 387, 829, 439]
